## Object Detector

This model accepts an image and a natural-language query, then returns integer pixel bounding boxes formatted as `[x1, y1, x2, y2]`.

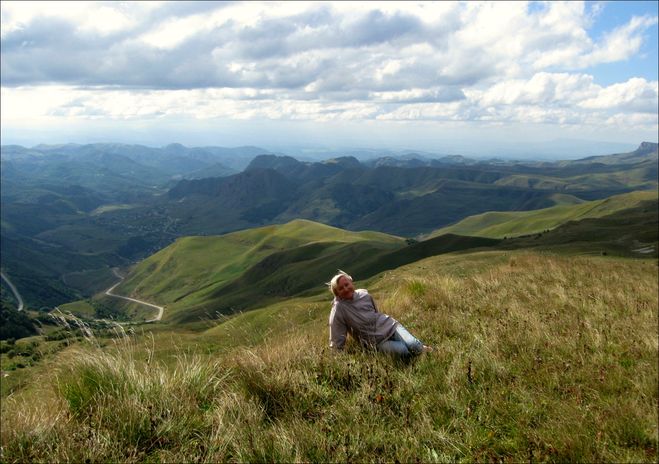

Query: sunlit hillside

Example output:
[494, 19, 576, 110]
[113, 219, 403, 319]
[428, 189, 658, 239]
[1, 249, 656, 462]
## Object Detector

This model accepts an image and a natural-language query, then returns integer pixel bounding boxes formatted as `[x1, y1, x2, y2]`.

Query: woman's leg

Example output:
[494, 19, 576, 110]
[394, 324, 424, 355]
[377, 331, 410, 357]
[377, 325, 425, 359]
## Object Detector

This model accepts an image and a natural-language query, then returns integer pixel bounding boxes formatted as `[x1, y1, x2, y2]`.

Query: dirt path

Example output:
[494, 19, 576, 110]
[105, 268, 164, 322]
[1, 271, 25, 311]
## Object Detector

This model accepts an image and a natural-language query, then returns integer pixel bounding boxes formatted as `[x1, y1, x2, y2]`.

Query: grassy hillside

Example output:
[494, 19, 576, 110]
[110, 216, 503, 324]
[172, 233, 501, 323]
[112, 218, 502, 323]
[428, 190, 658, 239]
[116, 219, 404, 307]
[92, 196, 657, 324]
[494, 160, 657, 191]
[501, 198, 658, 259]
[1, 250, 656, 462]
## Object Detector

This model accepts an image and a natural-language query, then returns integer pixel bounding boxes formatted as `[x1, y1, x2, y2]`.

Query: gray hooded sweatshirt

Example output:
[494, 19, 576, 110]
[329, 289, 398, 350]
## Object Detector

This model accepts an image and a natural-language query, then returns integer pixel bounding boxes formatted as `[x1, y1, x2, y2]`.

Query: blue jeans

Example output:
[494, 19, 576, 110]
[377, 324, 424, 359]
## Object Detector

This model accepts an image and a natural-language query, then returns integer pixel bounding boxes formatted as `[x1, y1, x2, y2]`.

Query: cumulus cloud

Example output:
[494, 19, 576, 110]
[585, 15, 659, 66]
[1, 0, 657, 136]
[472, 73, 599, 107]
[5, 0, 643, 90]
[580, 78, 659, 113]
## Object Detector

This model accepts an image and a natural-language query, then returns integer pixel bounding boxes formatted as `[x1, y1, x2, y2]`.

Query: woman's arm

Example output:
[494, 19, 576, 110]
[369, 294, 380, 312]
[329, 305, 348, 350]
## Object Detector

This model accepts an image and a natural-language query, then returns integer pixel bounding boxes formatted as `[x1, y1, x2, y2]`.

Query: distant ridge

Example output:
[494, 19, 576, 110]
[428, 190, 659, 239]
[559, 141, 658, 166]
[1, 142, 271, 172]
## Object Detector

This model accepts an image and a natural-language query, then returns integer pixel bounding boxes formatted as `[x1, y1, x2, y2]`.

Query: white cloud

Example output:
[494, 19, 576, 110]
[605, 112, 658, 128]
[1, 1, 657, 145]
[1, 85, 75, 119]
[376, 101, 465, 121]
[138, 14, 207, 50]
[471, 73, 598, 107]
[580, 78, 659, 113]
[3, 1, 656, 90]
[585, 15, 659, 66]
[0, 1, 140, 37]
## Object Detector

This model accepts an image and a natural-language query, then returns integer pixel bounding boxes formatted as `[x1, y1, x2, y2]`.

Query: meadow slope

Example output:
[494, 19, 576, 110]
[110, 219, 402, 312]
[1, 249, 657, 462]
[428, 189, 658, 239]
[49, 193, 657, 325]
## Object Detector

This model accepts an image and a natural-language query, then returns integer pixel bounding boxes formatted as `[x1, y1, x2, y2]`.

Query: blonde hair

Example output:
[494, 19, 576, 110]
[328, 270, 352, 297]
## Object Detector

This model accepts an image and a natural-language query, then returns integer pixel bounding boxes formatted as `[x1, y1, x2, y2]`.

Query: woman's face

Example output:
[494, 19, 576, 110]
[336, 276, 355, 300]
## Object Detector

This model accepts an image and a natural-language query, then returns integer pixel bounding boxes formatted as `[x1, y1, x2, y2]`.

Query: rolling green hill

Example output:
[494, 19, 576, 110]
[502, 197, 658, 258]
[428, 190, 658, 239]
[111, 219, 503, 323]
[116, 219, 404, 309]
[171, 233, 501, 323]
[90, 188, 659, 325]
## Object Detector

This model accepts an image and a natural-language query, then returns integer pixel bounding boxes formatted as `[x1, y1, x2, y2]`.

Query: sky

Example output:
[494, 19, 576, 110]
[1, 1, 658, 158]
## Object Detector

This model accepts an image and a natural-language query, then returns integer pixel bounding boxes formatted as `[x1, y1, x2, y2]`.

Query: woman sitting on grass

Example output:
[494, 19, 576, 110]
[328, 270, 432, 360]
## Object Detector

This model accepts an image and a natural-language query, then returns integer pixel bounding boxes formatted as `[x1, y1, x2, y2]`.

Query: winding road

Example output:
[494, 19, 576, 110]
[1, 271, 25, 311]
[1, 268, 163, 323]
[105, 268, 164, 322]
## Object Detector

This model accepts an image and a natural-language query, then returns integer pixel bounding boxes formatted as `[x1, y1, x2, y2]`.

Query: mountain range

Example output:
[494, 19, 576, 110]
[1, 141, 657, 310]
[154, 141, 657, 236]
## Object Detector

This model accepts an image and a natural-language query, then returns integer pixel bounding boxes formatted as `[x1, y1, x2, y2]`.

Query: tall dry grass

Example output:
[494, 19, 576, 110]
[1, 252, 657, 462]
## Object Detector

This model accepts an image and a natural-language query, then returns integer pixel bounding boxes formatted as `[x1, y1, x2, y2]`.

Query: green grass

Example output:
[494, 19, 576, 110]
[494, 166, 658, 191]
[2, 250, 656, 462]
[57, 300, 96, 318]
[428, 190, 658, 239]
[62, 267, 119, 297]
[0, 333, 80, 398]
[118, 219, 402, 303]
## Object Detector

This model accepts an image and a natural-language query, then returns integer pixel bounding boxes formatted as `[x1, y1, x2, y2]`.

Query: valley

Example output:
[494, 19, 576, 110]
[2, 141, 655, 333]
[2, 142, 657, 312]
